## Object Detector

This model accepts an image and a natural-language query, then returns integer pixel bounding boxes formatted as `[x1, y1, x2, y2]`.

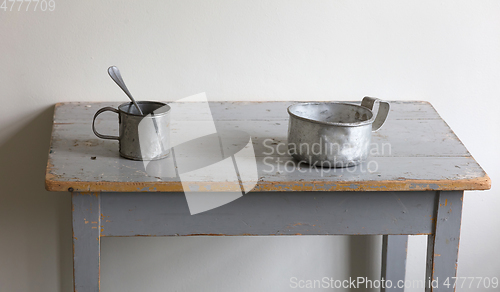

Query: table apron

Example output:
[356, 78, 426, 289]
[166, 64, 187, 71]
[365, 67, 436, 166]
[97, 191, 438, 236]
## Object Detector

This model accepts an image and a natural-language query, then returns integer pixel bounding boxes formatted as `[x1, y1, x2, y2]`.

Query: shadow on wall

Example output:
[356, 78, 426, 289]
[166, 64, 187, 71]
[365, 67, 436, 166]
[0, 105, 73, 292]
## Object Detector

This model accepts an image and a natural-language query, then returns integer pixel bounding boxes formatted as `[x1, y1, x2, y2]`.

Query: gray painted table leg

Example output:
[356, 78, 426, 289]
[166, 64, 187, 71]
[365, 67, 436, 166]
[72, 192, 101, 292]
[381, 235, 408, 292]
[426, 191, 463, 292]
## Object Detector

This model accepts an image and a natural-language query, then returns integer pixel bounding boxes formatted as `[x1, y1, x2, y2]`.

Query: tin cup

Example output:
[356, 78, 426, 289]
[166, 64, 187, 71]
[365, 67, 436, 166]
[92, 101, 171, 160]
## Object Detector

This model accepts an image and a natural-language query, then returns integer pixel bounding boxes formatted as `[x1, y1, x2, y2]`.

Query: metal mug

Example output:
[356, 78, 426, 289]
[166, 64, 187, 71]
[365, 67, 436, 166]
[287, 97, 390, 168]
[92, 101, 171, 160]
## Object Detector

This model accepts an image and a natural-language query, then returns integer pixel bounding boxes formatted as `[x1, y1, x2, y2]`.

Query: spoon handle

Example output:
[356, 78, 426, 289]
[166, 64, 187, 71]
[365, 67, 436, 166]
[107, 66, 144, 116]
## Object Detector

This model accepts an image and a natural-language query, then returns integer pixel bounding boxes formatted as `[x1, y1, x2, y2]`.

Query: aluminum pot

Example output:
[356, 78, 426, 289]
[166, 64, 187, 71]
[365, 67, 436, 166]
[287, 97, 390, 168]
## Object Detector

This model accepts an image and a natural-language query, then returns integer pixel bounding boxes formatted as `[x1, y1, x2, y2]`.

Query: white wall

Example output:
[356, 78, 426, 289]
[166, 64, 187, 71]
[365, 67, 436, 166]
[1, 1, 499, 291]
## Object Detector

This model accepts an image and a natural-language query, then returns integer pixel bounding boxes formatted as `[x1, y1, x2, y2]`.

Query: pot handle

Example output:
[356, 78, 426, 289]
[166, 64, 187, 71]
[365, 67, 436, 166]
[361, 96, 390, 132]
[92, 107, 120, 140]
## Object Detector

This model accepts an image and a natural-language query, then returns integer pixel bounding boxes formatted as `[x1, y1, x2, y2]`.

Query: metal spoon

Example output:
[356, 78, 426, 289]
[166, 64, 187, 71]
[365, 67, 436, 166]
[108, 66, 144, 116]
[107, 66, 166, 158]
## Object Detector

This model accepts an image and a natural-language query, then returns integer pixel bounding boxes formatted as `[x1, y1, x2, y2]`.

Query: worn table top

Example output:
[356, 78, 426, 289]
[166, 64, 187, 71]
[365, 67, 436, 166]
[45, 101, 490, 192]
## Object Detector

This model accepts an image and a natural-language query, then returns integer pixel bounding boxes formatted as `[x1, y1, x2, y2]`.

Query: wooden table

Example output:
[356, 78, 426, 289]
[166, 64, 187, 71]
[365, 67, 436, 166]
[45, 101, 490, 292]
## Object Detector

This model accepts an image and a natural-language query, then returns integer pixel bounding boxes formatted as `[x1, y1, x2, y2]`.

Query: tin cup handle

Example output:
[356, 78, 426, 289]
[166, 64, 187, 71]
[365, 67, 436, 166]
[92, 107, 120, 140]
[361, 96, 390, 132]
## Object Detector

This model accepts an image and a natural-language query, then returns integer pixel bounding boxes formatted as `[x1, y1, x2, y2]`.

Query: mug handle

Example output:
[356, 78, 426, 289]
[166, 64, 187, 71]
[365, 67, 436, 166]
[92, 107, 120, 140]
[361, 96, 390, 132]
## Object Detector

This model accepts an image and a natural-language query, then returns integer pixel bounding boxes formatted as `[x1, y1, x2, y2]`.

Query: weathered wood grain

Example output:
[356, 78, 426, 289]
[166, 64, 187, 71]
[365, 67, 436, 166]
[72, 192, 100, 292]
[425, 191, 463, 292]
[46, 101, 490, 192]
[99, 191, 437, 236]
[381, 235, 408, 292]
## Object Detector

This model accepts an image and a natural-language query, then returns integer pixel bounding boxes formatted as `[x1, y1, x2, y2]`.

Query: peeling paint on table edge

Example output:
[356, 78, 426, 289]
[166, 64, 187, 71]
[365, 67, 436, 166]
[45, 174, 491, 192]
